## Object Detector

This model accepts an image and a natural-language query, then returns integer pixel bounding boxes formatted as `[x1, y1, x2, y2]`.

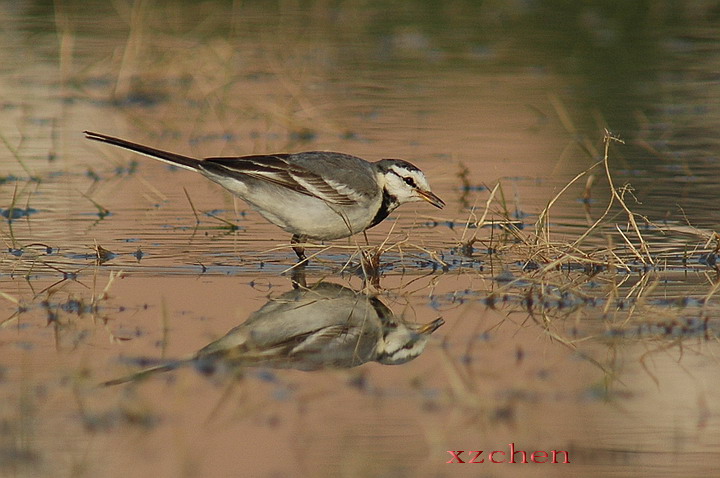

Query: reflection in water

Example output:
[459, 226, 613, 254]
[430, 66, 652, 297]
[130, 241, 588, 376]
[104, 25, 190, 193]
[104, 281, 443, 385]
[2, 3, 719, 476]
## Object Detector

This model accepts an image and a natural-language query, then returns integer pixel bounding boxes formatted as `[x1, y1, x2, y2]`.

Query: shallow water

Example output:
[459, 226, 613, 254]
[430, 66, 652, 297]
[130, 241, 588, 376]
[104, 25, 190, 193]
[2, 2, 720, 477]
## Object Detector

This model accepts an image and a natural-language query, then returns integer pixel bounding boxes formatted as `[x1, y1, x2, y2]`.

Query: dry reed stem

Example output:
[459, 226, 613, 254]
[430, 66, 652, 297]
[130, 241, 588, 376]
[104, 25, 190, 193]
[534, 159, 603, 245]
[113, 0, 149, 100]
[459, 182, 500, 246]
[137, 175, 168, 203]
[548, 93, 599, 158]
[701, 279, 720, 318]
[183, 187, 201, 225]
[569, 130, 655, 267]
[0, 131, 33, 178]
[437, 343, 483, 408]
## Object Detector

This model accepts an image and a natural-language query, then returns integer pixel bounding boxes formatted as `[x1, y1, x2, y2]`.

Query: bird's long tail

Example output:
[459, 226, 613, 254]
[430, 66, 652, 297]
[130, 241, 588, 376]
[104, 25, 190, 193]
[84, 131, 201, 171]
[101, 360, 186, 386]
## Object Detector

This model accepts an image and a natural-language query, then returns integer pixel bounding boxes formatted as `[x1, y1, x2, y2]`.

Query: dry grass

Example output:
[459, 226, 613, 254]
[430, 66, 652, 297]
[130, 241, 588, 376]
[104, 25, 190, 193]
[2, 5, 718, 378]
[7, 132, 718, 343]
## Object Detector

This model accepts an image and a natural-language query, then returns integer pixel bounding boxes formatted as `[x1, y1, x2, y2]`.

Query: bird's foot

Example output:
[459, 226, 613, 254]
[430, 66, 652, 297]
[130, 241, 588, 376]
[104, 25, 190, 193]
[291, 234, 308, 263]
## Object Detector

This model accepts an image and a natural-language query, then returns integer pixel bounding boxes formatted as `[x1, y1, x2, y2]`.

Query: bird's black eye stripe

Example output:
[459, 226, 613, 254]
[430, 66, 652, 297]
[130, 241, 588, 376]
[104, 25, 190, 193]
[389, 168, 418, 188]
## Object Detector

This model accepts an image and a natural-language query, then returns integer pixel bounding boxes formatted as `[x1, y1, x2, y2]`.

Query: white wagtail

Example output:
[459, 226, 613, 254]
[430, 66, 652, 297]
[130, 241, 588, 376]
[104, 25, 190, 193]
[84, 131, 444, 260]
[102, 281, 444, 385]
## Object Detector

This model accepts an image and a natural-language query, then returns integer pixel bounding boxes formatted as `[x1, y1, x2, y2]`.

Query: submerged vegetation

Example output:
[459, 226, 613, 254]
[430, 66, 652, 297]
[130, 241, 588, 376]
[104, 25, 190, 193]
[2, 3, 720, 476]
[2, 128, 718, 353]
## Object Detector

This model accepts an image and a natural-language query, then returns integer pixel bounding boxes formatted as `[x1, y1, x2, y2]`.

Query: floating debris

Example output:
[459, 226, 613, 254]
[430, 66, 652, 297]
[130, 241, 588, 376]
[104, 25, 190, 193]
[95, 245, 116, 264]
[0, 207, 38, 220]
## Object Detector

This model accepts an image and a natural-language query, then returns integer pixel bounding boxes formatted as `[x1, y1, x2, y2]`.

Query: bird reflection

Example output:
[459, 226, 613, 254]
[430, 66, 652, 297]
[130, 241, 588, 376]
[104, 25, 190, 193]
[103, 282, 443, 386]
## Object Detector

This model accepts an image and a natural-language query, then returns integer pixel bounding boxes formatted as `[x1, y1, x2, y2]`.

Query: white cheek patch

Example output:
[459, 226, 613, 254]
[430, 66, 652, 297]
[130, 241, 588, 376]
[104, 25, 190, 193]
[385, 174, 414, 201]
[384, 165, 435, 204]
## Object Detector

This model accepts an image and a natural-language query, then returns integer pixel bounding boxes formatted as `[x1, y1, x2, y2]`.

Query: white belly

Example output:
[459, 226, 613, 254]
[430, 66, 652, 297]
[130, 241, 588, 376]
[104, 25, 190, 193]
[209, 174, 380, 240]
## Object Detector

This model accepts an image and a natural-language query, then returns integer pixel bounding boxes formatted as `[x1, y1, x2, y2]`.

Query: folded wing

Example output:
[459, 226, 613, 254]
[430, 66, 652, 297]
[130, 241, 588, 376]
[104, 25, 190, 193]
[201, 152, 375, 206]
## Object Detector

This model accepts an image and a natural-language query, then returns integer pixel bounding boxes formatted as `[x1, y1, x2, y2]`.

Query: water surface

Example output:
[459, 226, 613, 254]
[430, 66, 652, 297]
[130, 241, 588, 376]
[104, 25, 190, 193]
[1, 2, 720, 477]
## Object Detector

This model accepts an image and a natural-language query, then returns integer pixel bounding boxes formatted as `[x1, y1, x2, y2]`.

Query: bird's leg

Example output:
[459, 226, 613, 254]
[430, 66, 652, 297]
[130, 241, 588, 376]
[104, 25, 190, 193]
[363, 231, 370, 245]
[291, 234, 307, 262]
[290, 263, 307, 289]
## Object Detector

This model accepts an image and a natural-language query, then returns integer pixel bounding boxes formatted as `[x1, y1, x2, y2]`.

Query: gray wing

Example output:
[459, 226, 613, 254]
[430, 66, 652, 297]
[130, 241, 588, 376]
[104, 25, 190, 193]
[200, 152, 377, 206]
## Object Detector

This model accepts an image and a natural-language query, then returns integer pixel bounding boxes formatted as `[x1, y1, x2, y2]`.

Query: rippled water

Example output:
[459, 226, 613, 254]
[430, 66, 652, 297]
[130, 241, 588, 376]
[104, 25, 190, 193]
[2, 2, 720, 477]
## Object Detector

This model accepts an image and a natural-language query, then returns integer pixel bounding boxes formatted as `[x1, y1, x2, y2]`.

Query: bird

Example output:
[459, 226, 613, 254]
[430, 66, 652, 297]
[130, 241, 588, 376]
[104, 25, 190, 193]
[102, 281, 444, 385]
[84, 131, 445, 260]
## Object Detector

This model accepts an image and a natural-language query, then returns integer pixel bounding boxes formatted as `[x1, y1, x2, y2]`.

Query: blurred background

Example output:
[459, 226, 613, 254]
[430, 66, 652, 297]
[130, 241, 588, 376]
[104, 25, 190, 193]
[3, 0, 719, 218]
[1, 1, 720, 477]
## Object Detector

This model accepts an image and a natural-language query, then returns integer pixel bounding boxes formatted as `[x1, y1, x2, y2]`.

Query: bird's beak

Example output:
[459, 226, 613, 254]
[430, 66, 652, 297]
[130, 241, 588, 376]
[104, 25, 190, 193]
[418, 190, 445, 209]
[418, 317, 445, 335]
